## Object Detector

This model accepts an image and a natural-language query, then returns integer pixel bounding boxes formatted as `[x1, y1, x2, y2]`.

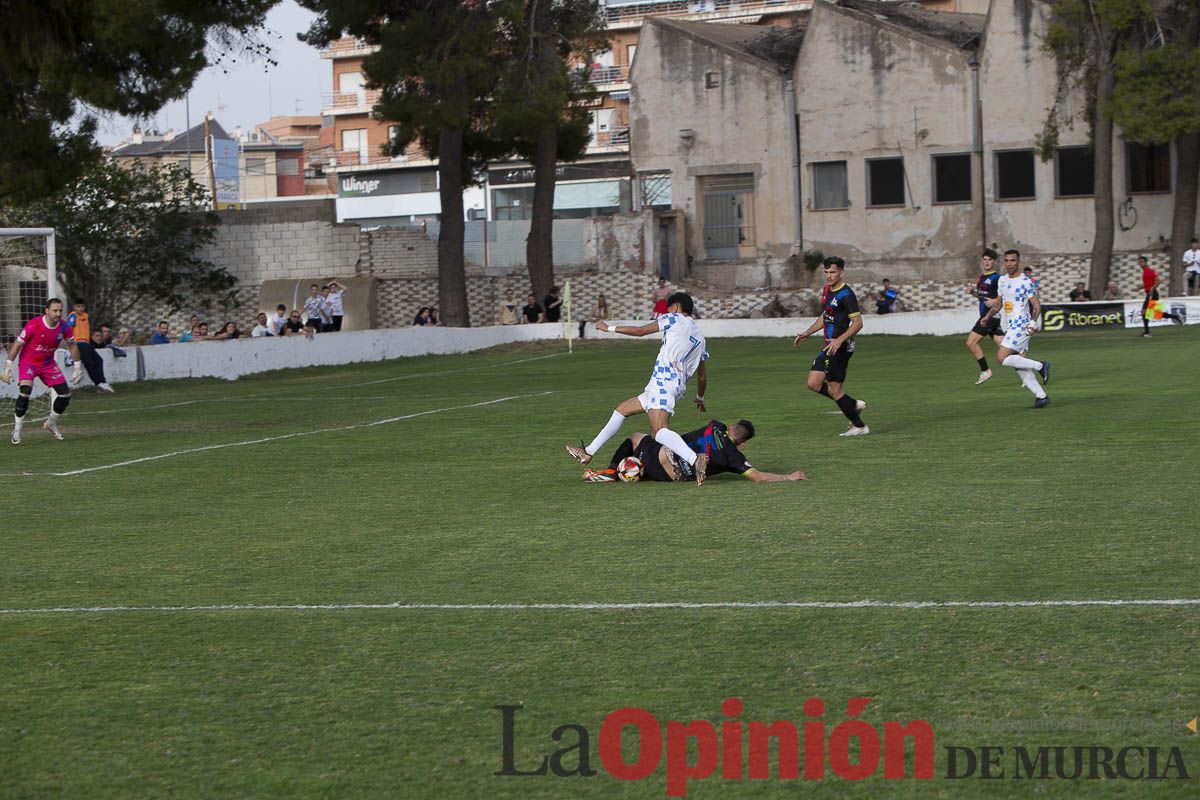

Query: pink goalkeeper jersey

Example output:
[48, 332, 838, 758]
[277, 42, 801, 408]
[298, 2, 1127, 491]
[18, 315, 74, 365]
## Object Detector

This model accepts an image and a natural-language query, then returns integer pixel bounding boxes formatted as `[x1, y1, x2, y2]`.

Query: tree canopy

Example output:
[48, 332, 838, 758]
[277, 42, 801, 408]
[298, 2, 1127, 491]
[0, 1, 277, 204]
[1, 159, 233, 325]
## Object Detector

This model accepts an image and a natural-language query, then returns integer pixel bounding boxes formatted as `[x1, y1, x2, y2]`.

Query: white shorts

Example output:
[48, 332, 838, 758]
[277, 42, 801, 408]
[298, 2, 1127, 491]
[1001, 321, 1032, 352]
[638, 376, 685, 414]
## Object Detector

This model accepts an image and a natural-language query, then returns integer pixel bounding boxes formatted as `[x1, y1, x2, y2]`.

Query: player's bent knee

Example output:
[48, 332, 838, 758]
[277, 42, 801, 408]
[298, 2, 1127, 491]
[15, 384, 32, 416]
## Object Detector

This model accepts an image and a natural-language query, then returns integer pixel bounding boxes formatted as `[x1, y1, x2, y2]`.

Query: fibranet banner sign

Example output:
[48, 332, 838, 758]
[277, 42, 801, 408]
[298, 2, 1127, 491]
[1041, 303, 1125, 331]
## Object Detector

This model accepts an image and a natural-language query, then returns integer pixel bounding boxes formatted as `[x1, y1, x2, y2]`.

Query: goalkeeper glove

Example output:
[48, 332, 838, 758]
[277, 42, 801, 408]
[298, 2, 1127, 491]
[70, 363, 83, 386]
[0, 360, 12, 384]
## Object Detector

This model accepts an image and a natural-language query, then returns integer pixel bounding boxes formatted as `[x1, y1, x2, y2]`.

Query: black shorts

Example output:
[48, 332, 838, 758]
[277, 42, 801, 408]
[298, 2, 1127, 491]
[971, 317, 1002, 337]
[810, 347, 854, 384]
[634, 437, 678, 482]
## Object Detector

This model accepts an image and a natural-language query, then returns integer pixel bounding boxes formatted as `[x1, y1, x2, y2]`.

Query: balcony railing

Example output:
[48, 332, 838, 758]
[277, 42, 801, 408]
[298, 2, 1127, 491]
[319, 38, 381, 59]
[604, 0, 808, 24]
[589, 65, 630, 85]
[321, 89, 383, 112]
[571, 64, 630, 90]
[326, 147, 431, 169]
[592, 127, 630, 149]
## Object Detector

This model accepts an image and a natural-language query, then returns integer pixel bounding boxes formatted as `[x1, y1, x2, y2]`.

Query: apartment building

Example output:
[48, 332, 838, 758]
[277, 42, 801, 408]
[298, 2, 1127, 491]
[110, 119, 311, 205]
[631, 0, 1194, 290]
[319, 0, 815, 226]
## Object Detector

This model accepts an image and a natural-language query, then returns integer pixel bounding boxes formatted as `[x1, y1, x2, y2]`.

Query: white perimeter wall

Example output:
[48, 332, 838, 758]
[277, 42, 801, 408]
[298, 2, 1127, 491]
[5, 300, 1198, 398]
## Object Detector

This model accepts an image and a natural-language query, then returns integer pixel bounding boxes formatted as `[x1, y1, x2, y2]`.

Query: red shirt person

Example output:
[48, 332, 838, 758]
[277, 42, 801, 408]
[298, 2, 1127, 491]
[1138, 256, 1183, 336]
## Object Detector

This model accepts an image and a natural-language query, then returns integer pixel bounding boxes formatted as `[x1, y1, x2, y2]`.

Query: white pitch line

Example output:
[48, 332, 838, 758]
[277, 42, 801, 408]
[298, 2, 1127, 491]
[2, 391, 552, 478]
[1, 598, 1197, 616]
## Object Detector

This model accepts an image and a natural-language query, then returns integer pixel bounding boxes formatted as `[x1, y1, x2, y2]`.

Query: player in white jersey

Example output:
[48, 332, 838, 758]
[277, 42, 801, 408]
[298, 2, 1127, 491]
[565, 292, 712, 485]
[982, 249, 1051, 408]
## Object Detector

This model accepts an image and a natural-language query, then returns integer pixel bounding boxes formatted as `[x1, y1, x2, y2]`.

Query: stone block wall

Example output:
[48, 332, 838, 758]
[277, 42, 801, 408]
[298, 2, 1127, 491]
[197, 200, 361, 285]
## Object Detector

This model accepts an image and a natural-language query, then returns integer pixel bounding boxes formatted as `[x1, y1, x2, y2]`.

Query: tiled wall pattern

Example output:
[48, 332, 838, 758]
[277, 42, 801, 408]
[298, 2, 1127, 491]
[112, 197, 1181, 343]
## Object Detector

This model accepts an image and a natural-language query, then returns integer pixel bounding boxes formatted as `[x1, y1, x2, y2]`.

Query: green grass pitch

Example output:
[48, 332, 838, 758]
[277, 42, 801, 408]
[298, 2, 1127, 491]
[1, 328, 1197, 798]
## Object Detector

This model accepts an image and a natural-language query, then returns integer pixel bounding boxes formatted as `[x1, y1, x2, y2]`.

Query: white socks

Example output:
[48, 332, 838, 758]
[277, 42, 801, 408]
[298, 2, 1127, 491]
[1002, 354, 1042, 371]
[586, 410, 626, 456]
[654, 427, 697, 466]
[1018, 369, 1046, 399]
[12, 415, 22, 431]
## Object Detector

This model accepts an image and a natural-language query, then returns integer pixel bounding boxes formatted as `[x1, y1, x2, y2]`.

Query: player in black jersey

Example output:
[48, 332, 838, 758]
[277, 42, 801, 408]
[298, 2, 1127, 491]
[582, 419, 805, 482]
[793, 256, 869, 436]
[966, 248, 1004, 384]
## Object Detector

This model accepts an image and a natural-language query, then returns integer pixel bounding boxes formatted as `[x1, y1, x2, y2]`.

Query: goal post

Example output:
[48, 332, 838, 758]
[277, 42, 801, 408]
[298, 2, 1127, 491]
[0, 228, 57, 415]
[0, 228, 58, 344]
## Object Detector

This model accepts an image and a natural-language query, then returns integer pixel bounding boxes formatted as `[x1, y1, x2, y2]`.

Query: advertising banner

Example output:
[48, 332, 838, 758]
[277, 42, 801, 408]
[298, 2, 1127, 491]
[1041, 302, 1125, 331]
[211, 137, 240, 210]
[1121, 297, 1199, 329]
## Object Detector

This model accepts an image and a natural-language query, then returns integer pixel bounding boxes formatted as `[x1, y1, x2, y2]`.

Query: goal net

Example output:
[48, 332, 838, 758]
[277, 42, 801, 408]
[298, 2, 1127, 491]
[0, 228, 57, 419]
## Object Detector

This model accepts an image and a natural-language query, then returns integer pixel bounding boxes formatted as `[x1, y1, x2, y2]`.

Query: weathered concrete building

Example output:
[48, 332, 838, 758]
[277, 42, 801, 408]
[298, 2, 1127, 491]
[631, 0, 1198, 299]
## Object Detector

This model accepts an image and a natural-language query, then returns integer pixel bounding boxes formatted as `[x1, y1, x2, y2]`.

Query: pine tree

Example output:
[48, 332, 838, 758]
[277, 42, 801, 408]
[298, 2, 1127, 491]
[492, 0, 608, 302]
[0, 1, 276, 203]
[1110, 1, 1200, 295]
[1042, 0, 1154, 296]
[302, 0, 512, 327]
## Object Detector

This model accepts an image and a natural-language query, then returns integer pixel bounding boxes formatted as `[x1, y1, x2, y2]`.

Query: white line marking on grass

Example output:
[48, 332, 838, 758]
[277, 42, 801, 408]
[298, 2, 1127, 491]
[346, 352, 565, 389]
[1, 598, 1197, 616]
[1, 391, 552, 478]
[59, 352, 567, 419]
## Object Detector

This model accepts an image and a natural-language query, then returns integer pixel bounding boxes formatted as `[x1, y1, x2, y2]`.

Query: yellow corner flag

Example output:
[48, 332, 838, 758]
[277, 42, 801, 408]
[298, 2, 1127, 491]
[1187, 718, 1197, 734]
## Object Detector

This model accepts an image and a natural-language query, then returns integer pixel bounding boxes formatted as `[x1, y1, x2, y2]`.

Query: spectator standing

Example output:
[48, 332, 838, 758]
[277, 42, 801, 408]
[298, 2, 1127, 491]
[580, 293, 609, 339]
[875, 279, 899, 314]
[428, 308, 439, 326]
[499, 290, 520, 325]
[413, 307, 434, 326]
[1069, 282, 1093, 302]
[303, 284, 325, 333]
[251, 313, 273, 337]
[1184, 238, 1200, 296]
[521, 294, 545, 324]
[149, 321, 171, 344]
[544, 286, 563, 323]
[194, 322, 210, 341]
[317, 286, 334, 332]
[326, 280, 347, 331]
[267, 304, 288, 336]
[1103, 282, 1120, 301]
[651, 278, 671, 318]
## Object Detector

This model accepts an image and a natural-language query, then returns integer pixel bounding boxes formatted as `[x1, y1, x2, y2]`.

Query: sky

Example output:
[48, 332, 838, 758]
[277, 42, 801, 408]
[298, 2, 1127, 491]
[94, 2, 327, 146]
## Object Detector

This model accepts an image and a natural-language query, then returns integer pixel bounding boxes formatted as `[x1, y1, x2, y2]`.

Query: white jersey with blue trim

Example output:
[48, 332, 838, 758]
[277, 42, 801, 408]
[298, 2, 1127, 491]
[651, 313, 708, 384]
[997, 273, 1037, 331]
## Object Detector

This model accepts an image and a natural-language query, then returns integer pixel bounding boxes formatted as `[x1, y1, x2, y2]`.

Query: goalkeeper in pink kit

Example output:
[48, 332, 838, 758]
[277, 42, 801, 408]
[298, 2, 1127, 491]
[1, 297, 83, 444]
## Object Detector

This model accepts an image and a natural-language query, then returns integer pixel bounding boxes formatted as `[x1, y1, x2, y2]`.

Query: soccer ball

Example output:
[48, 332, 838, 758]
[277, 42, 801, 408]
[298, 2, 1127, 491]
[617, 456, 643, 482]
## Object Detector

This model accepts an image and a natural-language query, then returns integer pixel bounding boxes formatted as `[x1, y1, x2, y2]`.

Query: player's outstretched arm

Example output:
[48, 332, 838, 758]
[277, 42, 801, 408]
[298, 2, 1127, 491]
[745, 469, 807, 482]
[596, 320, 660, 337]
